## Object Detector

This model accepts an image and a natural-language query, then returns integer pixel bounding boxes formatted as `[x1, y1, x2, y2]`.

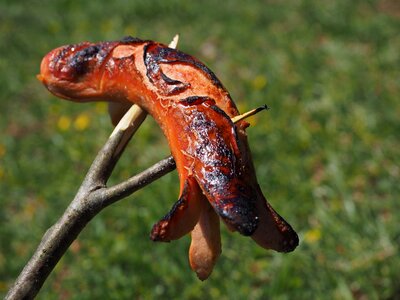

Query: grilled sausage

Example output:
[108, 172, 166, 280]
[38, 36, 298, 255]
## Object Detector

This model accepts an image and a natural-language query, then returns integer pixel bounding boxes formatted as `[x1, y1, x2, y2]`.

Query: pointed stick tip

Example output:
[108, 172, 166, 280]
[254, 104, 270, 114]
[168, 34, 180, 49]
[231, 104, 270, 124]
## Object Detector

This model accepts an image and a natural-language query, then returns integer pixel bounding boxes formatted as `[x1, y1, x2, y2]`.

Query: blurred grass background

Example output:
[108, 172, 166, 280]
[1, 0, 399, 299]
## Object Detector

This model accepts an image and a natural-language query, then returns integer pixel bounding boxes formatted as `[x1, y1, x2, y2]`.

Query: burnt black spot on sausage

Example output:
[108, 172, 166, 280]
[210, 105, 233, 125]
[214, 196, 259, 236]
[160, 72, 183, 85]
[120, 36, 144, 44]
[159, 46, 223, 88]
[143, 43, 226, 94]
[143, 43, 158, 82]
[68, 45, 101, 76]
[143, 43, 190, 95]
[210, 104, 242, 150]
[202, 167, 231, 188]
[54, 45, 74, 65]
[180, 96, 215, 106]
[160, 72, 189, 94]
[184, 107, 237, 194]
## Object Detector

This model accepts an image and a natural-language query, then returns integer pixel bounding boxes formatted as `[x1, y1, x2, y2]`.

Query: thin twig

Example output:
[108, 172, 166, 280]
[231, 104, 269, 123]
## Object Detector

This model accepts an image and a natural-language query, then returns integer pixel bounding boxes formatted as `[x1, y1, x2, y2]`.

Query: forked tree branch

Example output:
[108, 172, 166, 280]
[5, 105, 176, 300]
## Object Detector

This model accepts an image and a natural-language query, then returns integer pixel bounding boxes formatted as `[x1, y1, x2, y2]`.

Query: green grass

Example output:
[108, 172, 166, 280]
[1, 0, 399, 299]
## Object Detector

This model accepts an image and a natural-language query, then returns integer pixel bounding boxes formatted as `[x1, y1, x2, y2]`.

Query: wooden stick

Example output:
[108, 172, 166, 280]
[231, 104, 269, 123]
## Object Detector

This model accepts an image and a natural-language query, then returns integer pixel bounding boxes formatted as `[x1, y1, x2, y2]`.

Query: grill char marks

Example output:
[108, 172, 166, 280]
[59, 37, 146, 80]
[120, 36, 144, 44]
[143, 43, 225, 96]
[143, 43, 188, 95]
[177, 96, 259, 236]
[53, 45, 74, 66]
[69, 45, 101, 76]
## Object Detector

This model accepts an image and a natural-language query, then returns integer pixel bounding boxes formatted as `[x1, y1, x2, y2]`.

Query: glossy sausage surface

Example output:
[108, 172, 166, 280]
[39, 36, 298, 253]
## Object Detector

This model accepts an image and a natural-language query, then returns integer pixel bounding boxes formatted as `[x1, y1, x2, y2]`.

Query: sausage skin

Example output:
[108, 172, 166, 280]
[38, 37, 298, 254]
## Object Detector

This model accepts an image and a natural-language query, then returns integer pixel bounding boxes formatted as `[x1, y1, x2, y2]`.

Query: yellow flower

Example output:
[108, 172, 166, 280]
[57, 116, 71, 131]
[74, 113, 90, 131]
[304, 228, 322, 244]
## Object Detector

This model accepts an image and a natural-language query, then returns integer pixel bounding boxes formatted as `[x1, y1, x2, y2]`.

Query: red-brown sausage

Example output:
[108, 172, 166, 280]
[38, 36, 298, 253]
